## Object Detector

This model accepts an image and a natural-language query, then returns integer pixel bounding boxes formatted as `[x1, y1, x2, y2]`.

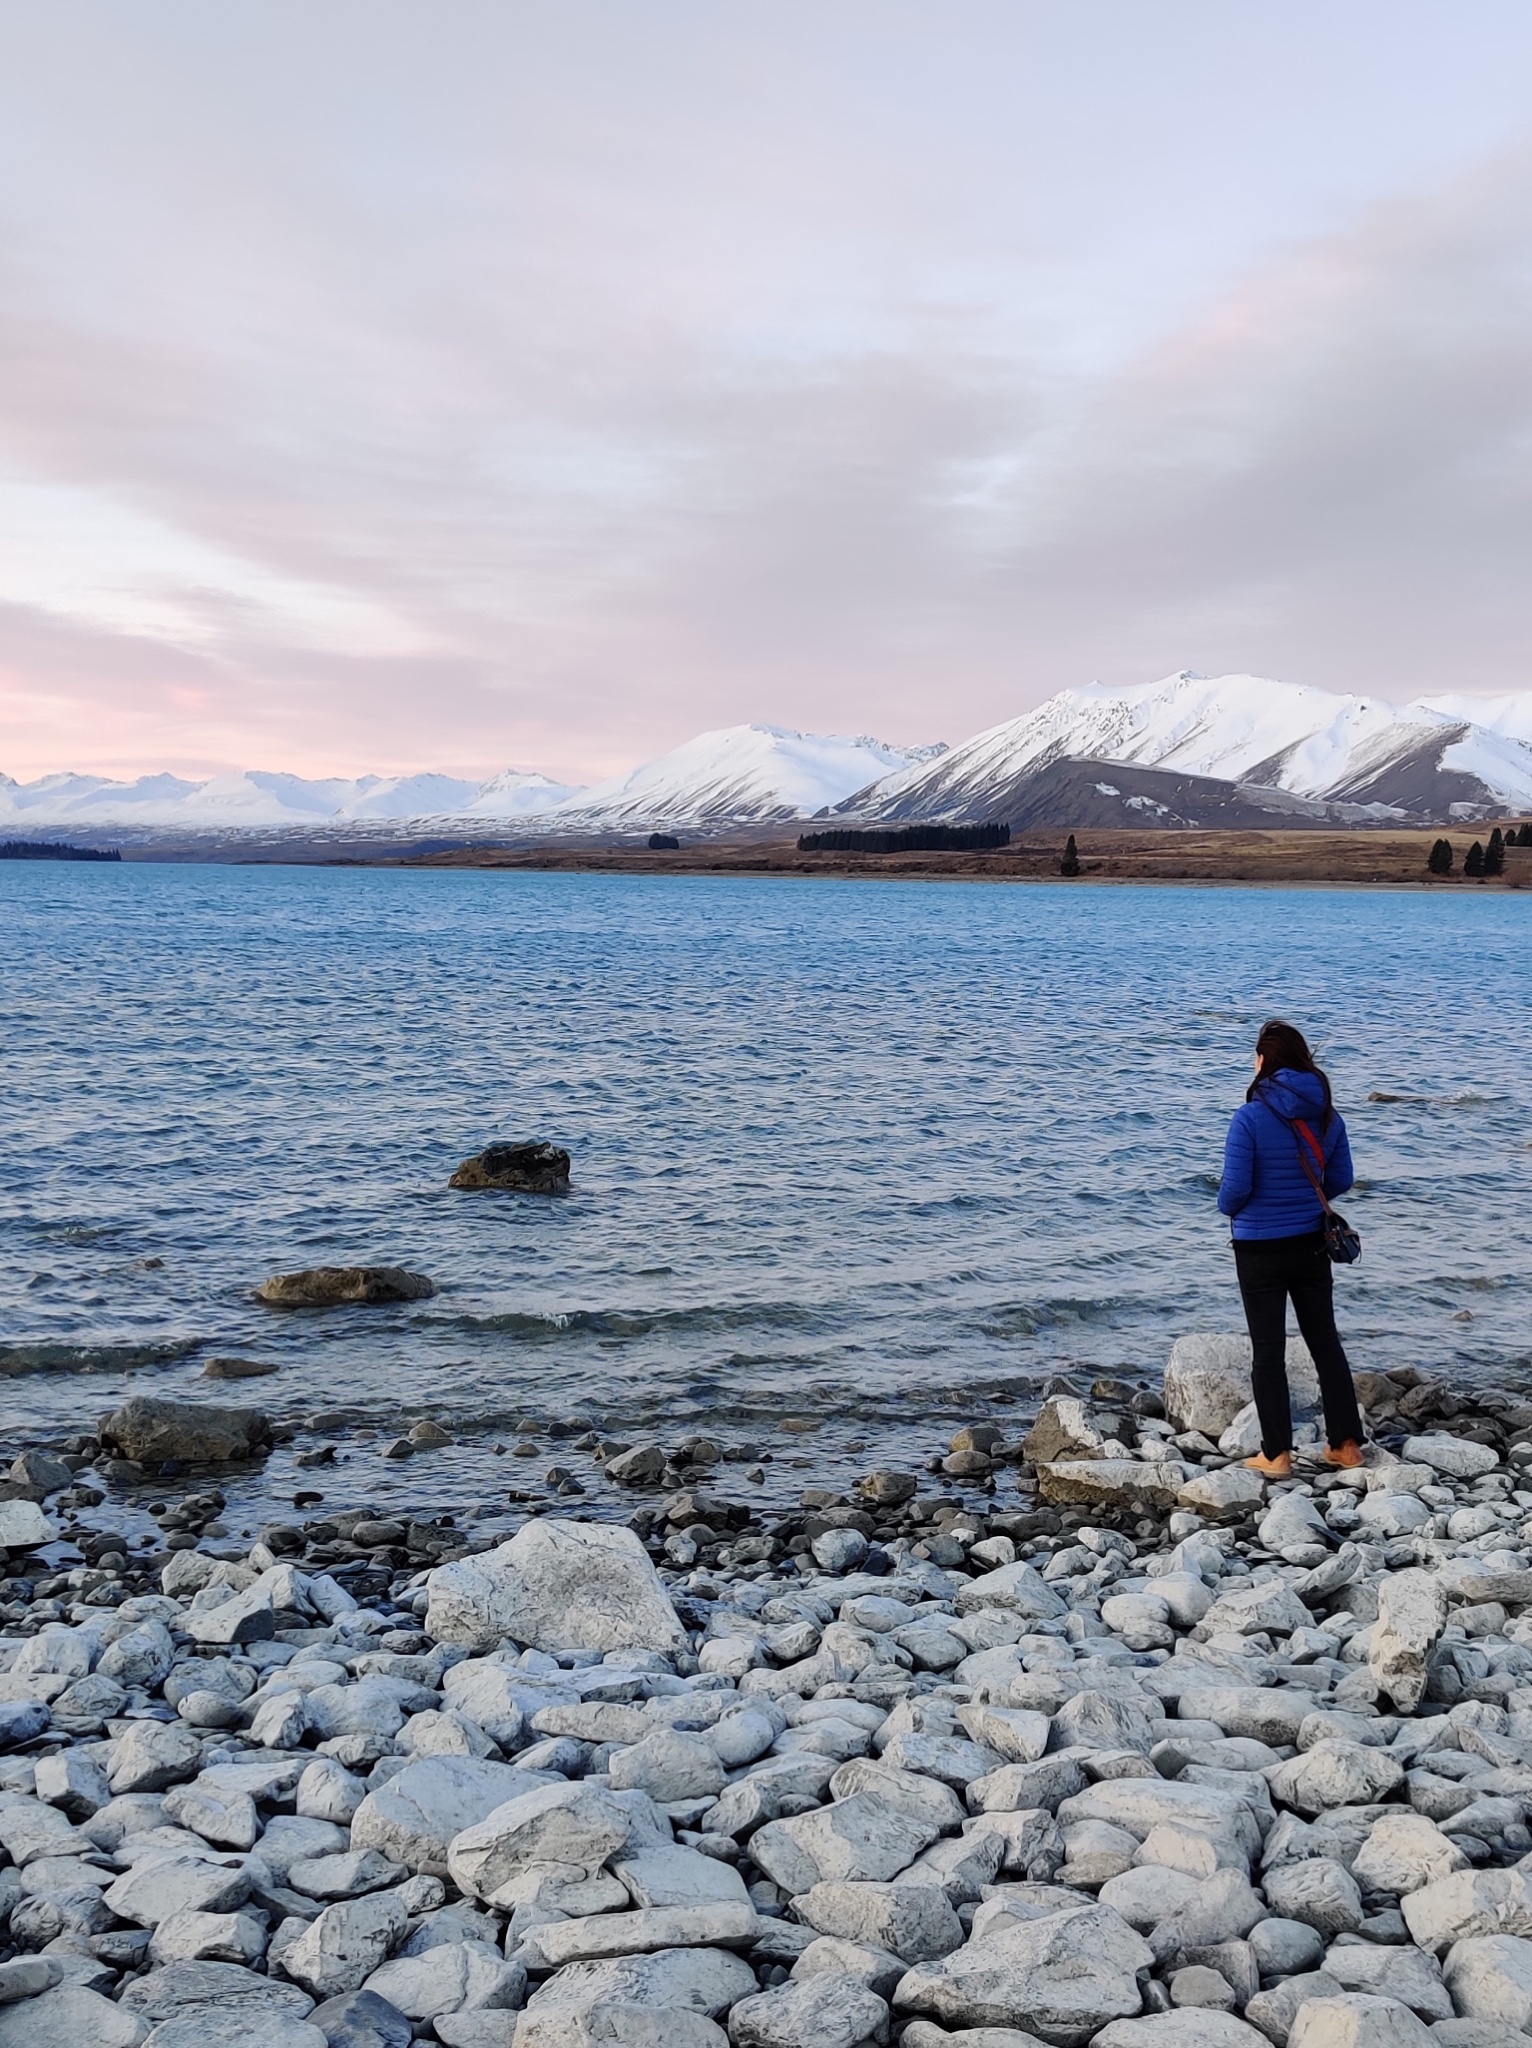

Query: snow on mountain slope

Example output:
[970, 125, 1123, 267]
[552, 724, 944, 828]
[334, 774, 481, 819]
[460, 769, 584, 817]
[1413, 692, 1532, 745]
[1428, 724, 1532, 809]
[847, 671, 1532, 820]
[0, 770, 340, 827]
[0, 764, 587, 829]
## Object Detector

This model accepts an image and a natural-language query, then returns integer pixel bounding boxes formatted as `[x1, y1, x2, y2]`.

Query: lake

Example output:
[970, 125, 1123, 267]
[2, 861, 1527, 1531]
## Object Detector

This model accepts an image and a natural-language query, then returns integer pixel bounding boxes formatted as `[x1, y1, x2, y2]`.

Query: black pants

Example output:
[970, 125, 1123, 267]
[1233, 1229, 1363, 1457]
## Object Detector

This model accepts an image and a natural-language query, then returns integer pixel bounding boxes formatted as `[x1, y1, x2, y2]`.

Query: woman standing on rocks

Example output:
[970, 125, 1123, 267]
[1217, 1017, 1365, 1479]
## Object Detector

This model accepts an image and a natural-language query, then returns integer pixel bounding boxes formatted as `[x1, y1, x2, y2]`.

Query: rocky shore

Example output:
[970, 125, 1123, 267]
[2, 1339, 1532, 2048]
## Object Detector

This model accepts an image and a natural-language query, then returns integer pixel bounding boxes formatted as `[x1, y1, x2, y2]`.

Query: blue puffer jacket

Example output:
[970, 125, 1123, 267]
[1217, 1069, 1354, 1241]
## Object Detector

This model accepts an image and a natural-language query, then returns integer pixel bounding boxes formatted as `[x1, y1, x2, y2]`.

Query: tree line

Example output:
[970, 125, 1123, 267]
[1428, 824, 1531, 876]
[0, 841, 121, 862]
[797, 822, 1011, 853]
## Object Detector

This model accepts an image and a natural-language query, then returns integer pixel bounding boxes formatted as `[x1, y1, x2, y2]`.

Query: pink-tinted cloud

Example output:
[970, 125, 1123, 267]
[1, 4, 1531, 779]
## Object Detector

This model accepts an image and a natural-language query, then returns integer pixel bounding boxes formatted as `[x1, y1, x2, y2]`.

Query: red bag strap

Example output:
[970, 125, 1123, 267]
[1291, 1118, 1336, 1215]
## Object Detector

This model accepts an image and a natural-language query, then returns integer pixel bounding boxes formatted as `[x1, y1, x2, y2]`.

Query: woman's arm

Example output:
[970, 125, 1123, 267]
[1324, 1117, 1354, 1199]
[1217, 1111, 1255, 1217]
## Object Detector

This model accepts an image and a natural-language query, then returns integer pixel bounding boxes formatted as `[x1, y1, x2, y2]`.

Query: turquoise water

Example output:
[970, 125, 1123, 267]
[1, 862, 1527, 1519]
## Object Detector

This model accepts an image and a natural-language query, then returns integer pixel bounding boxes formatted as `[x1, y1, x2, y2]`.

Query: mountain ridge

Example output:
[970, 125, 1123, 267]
[835, 672, 1532, 824]
[4, 676, 1530, 837]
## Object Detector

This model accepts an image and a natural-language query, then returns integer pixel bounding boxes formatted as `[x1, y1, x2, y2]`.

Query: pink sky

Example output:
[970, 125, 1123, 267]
[3, 3, 1532, 785]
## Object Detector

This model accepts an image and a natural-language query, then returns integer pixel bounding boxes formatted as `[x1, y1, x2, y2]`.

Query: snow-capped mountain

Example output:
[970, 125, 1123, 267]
[550, 724, 946, 829]
[7, 676, 1528, 844]
[459, 769, 581, 818]
[843, 672, 1532, 822]
[0, 765, 584, 830]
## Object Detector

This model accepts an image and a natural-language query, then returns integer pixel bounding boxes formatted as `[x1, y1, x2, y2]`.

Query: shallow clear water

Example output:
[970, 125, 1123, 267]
[1, 862, 1528, 1530]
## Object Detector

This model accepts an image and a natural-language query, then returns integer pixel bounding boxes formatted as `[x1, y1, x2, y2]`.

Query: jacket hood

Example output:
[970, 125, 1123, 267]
[1257, 1068, 1329, 1122]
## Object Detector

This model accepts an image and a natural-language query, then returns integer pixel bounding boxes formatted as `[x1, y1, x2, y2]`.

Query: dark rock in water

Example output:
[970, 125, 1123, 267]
[99, 1394, 272, 1465]
[449, 1140, 571, 1193]
[255, 1265, 436, 1306]
[943, 1449, 994, 1478]
[606, 1444, 666, 1485]
[857, 1469, 919, 1506]
[201, 1357, 281, 1380]
[1092, 1377, 1140, 1405]
[6, 1450, 74, 1499]
[950, 1423, 1005, 1454]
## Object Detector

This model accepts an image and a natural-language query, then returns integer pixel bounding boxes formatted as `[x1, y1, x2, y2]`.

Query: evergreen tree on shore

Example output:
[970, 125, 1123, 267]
[1427, 838, 1453, 874]
[1519, 824, 1532, 847]
[1484, 827, 1505, 877]
[1060, 833, 1081, 876]
[1464, 840, 1486, 878]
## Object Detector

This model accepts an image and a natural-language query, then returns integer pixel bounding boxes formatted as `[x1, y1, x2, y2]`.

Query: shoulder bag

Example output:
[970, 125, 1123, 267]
[1291, 1117, 1361, 1265]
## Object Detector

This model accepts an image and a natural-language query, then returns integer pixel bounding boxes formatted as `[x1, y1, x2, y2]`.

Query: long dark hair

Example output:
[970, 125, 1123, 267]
[1247, 1017, 1333, 1126]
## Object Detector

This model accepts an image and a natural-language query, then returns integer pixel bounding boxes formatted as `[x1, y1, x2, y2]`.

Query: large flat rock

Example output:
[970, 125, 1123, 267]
[350, 1756, 551, 1874]
[98, 1395, 270, 1465]
[893, 1901, 1154, 2044]
[425, 1519, 685, 1655]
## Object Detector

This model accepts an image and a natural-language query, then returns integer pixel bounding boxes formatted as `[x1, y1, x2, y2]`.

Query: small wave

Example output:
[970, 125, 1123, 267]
[433, 1301, 837, 1342]
[0, 1338, 200, 1377]
[30, 1222, 130, 1246]
[905, 1191, 1001, 1216]
[970, 1294, 1125, 1338]
[973, 1305, 1043, 1338]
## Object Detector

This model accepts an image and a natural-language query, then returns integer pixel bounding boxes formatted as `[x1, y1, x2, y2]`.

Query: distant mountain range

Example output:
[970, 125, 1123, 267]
[838, 672, 1532, 828]
[5, 673, 1532, 840]
[0, 765, 578, 830]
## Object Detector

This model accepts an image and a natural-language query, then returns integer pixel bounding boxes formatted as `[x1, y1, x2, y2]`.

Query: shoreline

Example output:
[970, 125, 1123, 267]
[4, 825, 1526, 889]
[386, 827, 1532, 892]
[3, 1353, 1532, 2036]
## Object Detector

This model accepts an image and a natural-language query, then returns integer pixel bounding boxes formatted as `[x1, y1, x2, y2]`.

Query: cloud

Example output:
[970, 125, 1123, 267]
[0, 10, 1531, 779]
[992, 152, 1532, 695]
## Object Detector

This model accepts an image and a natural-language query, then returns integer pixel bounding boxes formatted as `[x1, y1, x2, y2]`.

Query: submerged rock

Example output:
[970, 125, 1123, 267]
[256, 1266, 436, 1306]
[857, 1471, 919, 1507]
[449, 1141, 571, 1193]
[200, 1357, 281, 1380]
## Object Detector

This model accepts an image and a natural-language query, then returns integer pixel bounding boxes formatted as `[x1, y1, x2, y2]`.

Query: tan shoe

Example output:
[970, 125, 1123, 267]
[1243, 1451, 1292, 1479]
[1324, 1440, 1365, 1469]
